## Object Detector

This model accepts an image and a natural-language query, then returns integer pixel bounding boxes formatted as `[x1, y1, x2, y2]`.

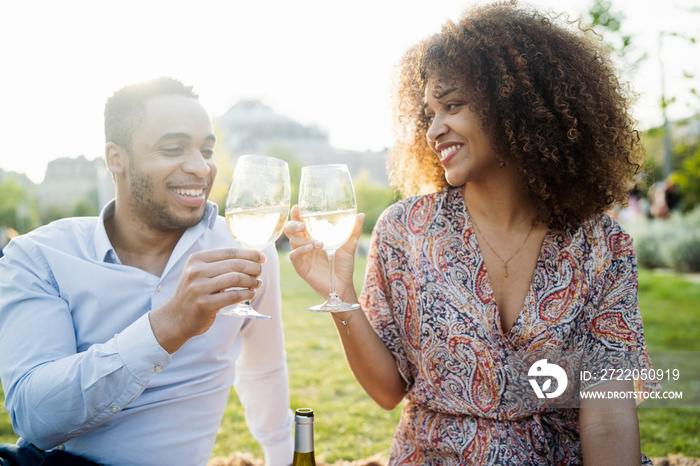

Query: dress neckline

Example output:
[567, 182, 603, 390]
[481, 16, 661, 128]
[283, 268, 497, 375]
[452, 188, 549, 340]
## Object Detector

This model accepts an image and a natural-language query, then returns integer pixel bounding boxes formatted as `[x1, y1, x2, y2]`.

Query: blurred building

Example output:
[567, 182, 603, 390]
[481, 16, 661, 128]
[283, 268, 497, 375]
[0, 168, 34, 189]
[35, 155, 114, 211]
[10, 101, 388, 222]
[216, 100, 389, 184]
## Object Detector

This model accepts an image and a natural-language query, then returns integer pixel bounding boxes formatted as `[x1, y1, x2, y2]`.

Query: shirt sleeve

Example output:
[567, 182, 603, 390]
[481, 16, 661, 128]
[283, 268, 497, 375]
[580, 217, 661, 401]
[233, 245, 294, 466]
[0, 238, 171, 449]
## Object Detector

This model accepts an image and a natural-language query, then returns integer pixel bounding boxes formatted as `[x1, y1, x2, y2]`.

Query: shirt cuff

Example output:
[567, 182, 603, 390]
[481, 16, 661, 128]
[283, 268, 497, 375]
[115, 313, 171, 383]
[262, 436, 294, 466]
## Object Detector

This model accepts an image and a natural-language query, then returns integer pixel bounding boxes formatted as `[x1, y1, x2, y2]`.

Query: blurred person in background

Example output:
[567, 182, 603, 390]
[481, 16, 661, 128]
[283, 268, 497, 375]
[0, 228, 18, 258]
[650, 177, 682, 219]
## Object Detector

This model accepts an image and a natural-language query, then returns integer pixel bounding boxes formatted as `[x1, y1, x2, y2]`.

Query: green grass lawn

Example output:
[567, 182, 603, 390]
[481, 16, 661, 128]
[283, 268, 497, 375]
[213, 253, 401, 463]
[1, 260, 698, 461]
[636, 270, 700, 458]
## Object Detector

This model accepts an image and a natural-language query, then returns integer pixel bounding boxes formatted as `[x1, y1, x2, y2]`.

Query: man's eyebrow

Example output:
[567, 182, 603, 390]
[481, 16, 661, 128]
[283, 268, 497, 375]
[156, 132, 192, 143]
[155, 133, 216, 143]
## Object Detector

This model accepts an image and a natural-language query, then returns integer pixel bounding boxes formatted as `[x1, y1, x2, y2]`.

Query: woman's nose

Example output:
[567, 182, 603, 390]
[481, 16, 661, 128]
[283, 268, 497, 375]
[426, 114, 447, 142]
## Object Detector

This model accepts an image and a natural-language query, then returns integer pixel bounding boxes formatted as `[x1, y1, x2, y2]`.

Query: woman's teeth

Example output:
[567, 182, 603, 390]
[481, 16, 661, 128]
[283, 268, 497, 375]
[440, 145, 462, 160]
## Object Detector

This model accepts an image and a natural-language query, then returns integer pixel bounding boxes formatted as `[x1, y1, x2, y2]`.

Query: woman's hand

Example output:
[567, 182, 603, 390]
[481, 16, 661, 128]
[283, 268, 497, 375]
[284, 204, 365, 302]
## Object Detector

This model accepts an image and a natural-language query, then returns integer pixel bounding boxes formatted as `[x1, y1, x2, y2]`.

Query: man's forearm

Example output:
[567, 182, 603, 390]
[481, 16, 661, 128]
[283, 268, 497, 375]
[3, 314, 168, 449]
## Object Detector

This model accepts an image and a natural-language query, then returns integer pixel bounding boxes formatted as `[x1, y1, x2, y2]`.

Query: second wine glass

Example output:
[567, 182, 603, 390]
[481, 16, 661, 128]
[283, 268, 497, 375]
[298, 164, 360, 313]
[223, 154, 290, 319]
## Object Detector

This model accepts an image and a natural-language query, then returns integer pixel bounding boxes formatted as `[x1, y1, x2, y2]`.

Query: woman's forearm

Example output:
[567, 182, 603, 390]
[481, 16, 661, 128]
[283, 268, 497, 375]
[330, 305, 406, 410]
[579, 380, 641, 465]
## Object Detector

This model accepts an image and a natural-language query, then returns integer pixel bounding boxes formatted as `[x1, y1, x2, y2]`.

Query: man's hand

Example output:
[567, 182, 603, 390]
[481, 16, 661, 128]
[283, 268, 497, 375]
[150, 247, 265, 353]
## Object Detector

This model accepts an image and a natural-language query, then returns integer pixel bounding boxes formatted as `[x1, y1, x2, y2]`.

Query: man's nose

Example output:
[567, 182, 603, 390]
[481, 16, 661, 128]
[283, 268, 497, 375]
[183, 150, 213, 177]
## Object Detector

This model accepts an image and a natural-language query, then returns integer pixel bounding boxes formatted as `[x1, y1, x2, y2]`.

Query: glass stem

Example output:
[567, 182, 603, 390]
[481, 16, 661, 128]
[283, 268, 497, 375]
[327, 250, 338, 303]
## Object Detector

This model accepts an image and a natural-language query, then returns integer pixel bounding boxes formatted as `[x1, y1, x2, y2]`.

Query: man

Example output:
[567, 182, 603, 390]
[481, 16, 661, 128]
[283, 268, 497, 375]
[0, 77, 293, 465]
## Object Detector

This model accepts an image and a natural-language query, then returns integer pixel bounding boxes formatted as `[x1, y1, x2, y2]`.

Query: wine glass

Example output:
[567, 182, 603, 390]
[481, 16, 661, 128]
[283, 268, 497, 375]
[298, 164, 360, 312]
[222, 154, 290, 319]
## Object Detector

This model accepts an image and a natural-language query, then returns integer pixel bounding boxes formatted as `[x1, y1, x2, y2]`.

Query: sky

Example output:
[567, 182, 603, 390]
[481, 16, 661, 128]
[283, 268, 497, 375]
[1, 0, 698, 184]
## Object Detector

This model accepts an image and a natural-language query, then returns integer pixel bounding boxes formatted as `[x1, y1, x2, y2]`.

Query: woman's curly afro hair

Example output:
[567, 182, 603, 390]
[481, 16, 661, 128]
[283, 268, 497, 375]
[389, 0, 643, 229]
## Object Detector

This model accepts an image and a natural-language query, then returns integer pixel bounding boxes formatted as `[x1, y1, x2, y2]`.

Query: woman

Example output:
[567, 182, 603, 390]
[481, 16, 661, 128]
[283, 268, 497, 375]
[285, 1, 657, 464]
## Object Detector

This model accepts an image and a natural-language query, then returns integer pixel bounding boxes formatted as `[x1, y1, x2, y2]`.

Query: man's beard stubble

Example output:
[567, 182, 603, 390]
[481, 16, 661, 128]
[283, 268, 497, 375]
[128, 169, 203, 231]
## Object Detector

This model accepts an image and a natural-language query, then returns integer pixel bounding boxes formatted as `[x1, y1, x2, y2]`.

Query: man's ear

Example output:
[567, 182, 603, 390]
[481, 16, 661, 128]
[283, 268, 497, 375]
[105, 142, 127, 176]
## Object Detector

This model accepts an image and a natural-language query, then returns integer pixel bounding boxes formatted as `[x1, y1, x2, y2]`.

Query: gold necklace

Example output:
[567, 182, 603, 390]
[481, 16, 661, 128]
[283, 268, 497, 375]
[469, 213, 535, 278]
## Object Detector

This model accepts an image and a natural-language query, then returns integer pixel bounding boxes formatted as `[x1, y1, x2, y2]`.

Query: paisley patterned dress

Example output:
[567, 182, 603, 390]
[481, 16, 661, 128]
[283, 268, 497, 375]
[360, 188, 656, 465]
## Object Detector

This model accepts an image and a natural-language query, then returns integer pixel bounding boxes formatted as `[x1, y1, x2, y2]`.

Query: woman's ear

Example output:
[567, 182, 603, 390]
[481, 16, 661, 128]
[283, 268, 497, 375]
[105, 142, 126, 176]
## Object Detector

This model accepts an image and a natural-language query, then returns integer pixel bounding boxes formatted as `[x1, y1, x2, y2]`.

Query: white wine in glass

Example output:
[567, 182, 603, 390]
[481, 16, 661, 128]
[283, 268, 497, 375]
[222, 154, 290, 319]
[298, 164, 360, 312]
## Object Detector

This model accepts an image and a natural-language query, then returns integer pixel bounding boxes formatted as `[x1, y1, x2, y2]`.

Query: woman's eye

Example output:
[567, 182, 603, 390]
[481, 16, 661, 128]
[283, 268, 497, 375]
[446, 103, 461, 111]
[201, 148, 215, 158]
[162, 146, 184, 154]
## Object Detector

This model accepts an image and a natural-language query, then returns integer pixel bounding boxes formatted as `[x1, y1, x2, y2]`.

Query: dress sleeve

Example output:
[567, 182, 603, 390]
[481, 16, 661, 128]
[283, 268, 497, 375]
[581, 217, 660, 401]
[360, 209, 415, 390]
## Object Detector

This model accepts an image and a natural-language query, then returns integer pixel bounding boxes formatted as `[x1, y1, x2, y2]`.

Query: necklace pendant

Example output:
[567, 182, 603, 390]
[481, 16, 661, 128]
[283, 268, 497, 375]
[504, 265, 509, 278]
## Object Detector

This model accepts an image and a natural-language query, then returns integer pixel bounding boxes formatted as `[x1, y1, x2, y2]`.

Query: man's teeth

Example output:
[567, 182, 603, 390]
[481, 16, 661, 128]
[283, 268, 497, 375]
[440, 145, 462, 160]
[173, 188, 204, 197]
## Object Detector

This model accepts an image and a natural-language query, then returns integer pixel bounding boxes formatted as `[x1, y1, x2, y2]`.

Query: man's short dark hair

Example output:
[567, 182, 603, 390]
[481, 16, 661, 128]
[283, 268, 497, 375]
[104, 77, 199, 150]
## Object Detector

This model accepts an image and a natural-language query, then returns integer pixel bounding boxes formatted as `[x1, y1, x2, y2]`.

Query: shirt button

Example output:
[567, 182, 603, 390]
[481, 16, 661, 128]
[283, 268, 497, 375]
[110, 404, 119, 413]
[156, 284, 163, 292]
[57, 444, 65, 451]
[154, 365, 163, 373]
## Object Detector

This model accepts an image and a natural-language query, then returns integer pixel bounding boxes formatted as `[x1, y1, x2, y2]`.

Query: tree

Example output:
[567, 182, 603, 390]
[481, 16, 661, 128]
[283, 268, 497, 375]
[586, 0, 636, 60]
[0, 177, 37, 233]
[671, 129, 700, 211]
[40, 205, 68, 226]
[265, 143, 303, 208]
[586, 0, 699, 191]
[210, 123, 236, 216]
[354, 170, 397, 234]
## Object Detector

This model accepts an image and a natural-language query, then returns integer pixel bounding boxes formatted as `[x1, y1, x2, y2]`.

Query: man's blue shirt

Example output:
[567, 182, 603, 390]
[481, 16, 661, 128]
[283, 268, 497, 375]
[0, 201, 293, 465]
